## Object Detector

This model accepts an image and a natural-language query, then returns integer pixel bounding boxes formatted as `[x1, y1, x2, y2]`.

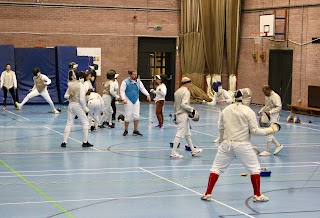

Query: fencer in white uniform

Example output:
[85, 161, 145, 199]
[201, 88, 281, 203]
[170, 77, 203, 158]
[120, 70, 151, 136]
[258, 85, 283, 156]
[207, 81, 232, 143]
[61, 71, 93, 148]
[101, 70, 120, 128]
[86, 90, 104, 131]
[16, 68, 59, 114]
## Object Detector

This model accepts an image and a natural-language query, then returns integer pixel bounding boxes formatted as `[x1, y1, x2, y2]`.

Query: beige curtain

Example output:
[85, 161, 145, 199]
[225, 0, 241, 77]
[181, 0, 210, 101]
[200, 0, 225, 76]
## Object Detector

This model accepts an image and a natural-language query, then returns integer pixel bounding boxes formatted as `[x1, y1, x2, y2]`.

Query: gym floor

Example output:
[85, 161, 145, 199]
[0, 102, 319, 218]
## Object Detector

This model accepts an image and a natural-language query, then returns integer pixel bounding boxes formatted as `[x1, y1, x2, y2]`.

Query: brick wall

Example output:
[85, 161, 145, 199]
[240, 0, 320, 106]
[0, 0, 181, 95]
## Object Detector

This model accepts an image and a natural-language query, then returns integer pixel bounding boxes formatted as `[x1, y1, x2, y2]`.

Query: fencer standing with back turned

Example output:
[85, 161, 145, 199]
[258, 85, 283, 156]
[61, 71, 93, 148]
[207, 81, 232, 143]
[201, 88, 281, 203]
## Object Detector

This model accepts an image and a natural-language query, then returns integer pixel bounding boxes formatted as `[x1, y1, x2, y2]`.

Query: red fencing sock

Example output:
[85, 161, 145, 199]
[205, 173, 219, 195]
[251, 174, 261, 196]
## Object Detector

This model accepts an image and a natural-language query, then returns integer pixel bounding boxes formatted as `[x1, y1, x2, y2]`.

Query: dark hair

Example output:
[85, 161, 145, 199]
[85, 71, 91, 79]
[32, 67, 40, 76]
[263, 85, 272, 91]
[128, 70, 136, 75]
[68, 70, 74, 81]
[160, 74, 167, 83]
[6, 64, 11, 67]
[76, 71, 85, 80]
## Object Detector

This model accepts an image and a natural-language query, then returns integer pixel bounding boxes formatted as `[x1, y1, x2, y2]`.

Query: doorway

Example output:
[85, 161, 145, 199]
[138, 37, 176, 101]
[268, 49, 293, 111]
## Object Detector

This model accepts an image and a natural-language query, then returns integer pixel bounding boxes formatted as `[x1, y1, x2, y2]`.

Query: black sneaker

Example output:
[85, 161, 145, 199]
[82, 142, 93, 147]
[133, 130, 143, 136]
[61, 142, 66, 148]
[123, 129, 128, 136]
[98, 125, 106, 128]
[109, 123, 115, 128]
[90, 126, 95, 131]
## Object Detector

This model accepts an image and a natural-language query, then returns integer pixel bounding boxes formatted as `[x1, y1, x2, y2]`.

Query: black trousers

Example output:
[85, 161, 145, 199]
[2, 87, 17, 107]
[111, 97, 116, 121]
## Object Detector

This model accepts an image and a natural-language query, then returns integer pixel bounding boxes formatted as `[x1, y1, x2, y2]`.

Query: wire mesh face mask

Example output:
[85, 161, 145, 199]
[235, 88, 252, 106]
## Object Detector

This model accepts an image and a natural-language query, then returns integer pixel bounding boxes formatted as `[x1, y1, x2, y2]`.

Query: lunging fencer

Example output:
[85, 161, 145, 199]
[61, 71, 93, 148]
[120, 70, 151, 136]
[207, 81, 232, 143]
[0, 64, 18, 110]
[201, 88, 281, 203]
[86, 89, 104, 132]
[258, 85, 283, 156]
[16, 68, 60, 114]
[101, 70, 120, 128]
[170, 77, 203, 158]
[150, 74, 167, 129]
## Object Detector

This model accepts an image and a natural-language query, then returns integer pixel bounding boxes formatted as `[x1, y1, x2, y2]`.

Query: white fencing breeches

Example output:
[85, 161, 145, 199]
[175, 114, 191, 138]
[63, 102, 89, 143]
[20, 88, 55, 110]
[102, 94, 113, 124]
[87, 99, 103, 129]
[210, 141, 261, 175]
[124, 99, 140, 122]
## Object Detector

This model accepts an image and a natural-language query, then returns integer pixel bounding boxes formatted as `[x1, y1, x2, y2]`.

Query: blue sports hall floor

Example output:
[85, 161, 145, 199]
[0, 102, 319, 218]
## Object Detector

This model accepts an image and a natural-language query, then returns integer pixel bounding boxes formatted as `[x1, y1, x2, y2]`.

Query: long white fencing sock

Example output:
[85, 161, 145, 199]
[172, 137, 181, 154]
[63, 125, 71, 143]
[272, 136, 281, 147]
[186, 136, 196, 152]
[266, 135, 273, 152]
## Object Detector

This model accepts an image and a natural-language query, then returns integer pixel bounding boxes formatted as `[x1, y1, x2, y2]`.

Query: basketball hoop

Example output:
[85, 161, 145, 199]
[251, 32, 264, 44]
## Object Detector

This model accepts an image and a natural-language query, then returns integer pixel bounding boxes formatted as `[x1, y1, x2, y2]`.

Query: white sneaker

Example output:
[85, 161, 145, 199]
[191, 148, 203, 157]
[259, 150, 271, 156]
[253, 194, 269, 202]
[53, 109, 60, 114]
[170, 153, 183, 158]
[201, 194, 212, 201]
[274, 145, 283, 155]
[213, 137, 221, 143]
[15, 102, 21, 110]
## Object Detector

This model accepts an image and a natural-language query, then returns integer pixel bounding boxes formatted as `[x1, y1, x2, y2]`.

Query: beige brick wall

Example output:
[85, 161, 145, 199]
[0, 0, 181, 94]
[240, 0, 320, 106]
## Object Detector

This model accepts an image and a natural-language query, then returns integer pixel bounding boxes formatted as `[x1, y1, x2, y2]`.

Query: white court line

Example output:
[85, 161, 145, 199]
[5, 110, 30, 121]
[0, 161, 317, 174]
[287, 124, 320, 132]
[2, 142, 320, 155]
[44, 126, 100, 152]
[0, 193, 197, 206]
[1, 164, 319, 178]
[139, 167, 255, 218]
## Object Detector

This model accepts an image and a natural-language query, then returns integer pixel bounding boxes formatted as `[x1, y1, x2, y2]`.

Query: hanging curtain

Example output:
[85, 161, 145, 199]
[181, 0, 211, 102]
[226, 0, 241, 91]
[200, 0, 225, 77]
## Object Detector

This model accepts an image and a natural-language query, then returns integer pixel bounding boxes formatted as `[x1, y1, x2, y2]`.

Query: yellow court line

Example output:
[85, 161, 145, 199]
[0, 159, 74, 218]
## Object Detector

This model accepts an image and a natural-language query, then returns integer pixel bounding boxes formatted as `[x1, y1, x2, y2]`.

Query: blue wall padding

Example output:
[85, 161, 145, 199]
[56, 46, 77, 103]
[15, 48, 59, 103]
[0, 45, 16, 105]
[77, 56, 94, 72]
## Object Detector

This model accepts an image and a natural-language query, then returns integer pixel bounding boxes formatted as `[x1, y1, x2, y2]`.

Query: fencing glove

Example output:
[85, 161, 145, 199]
[265, 123, 281, 135]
